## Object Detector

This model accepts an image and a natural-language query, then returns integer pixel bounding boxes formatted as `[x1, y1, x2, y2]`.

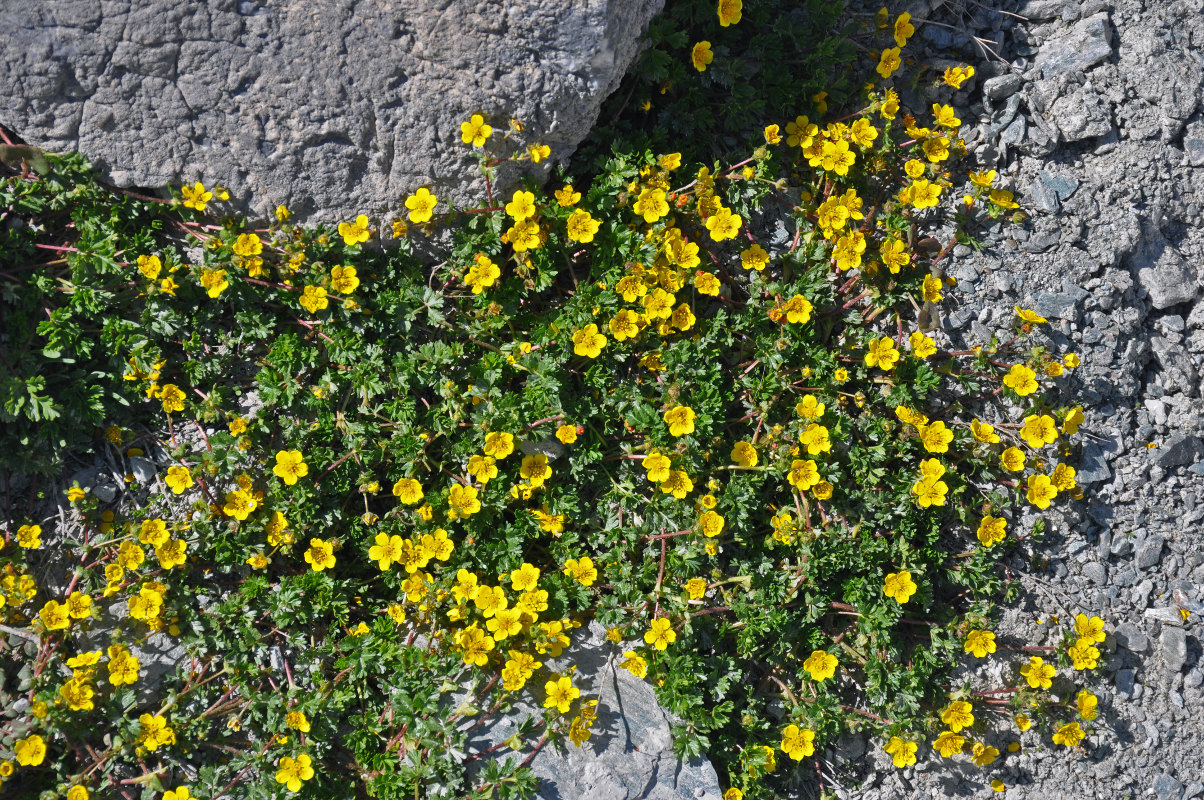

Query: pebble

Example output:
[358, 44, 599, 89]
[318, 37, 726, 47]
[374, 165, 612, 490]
[1083, 561, 1108, 584]
[1161, 627, 1189, 673]
[1114, 621, 1150, 653]
[1154, 772, 1184, 800]
[1136, 535, 1166, 570]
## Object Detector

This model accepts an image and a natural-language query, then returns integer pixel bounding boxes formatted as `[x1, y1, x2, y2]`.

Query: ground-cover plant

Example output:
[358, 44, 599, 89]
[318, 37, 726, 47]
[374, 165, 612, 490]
[1, 3, 1106, 799]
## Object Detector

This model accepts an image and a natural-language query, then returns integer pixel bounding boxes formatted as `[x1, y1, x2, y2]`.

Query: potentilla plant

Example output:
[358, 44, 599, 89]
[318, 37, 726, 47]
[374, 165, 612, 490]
[0, 3, 1104, 799]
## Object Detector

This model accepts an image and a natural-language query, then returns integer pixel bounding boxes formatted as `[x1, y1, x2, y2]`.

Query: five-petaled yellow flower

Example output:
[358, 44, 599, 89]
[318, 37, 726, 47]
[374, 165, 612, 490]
[883, 570, 917, 603]
[803, 649, 837, 681]
[405, 188, 438, 223]
[780, 724, 815, 760]
[644, 617, 677, 650]
[691, 41, 714, 72]
[338, 214, 371, 246]
[303, 538, 336, 571]
[460, 113, 493, 147]
[272, 450, 308, 485]
[664, 405, 697, 437]
[181, 181, 213, 212]
[275, 754, 315, 792]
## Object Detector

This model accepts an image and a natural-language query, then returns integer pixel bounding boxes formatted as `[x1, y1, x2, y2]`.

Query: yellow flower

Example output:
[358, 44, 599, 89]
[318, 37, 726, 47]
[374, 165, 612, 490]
[970, 418, 1000, 444]
[781, 724, 816, 761]
[1020, 414, 1058, 448]
[338, 214, 371, 246]
[685, 577, 707, 600]
[180, 181, 213, 211]
[803, 649, 837, 681]
[164, 465, 193, 494]
[971, 742, 1000, 766]
[448, 483, 482, 518]
[730, 441, 758, 468]
[941, 700, 975, 732]
[460, 113, 493, 147]
[909, 331, 936, 358]
[1015, 306, 1047, 324]
[1073, 614, 1106, 646]
[572, 323, 607, 358]
[566, 208, 602, 243]
[1019, 656, 1056, 689]
[563, 556, 598, 587]
[484, 431, 516, 460]
[275, 754, 315, 792]
[1000, 446, 1026, 472]
[883, 570, 917, 603]
[705, 206, 741, 241]
[392, 478, 424, 505]
[918, 421, 954, 453]
[15, 734, 46, 766]
[963, 631, 992, 655]
[911, 476, 947, 507]
[330, 265, 360, 294]
[555, 424, 578, 445]
[67, 787, 92, 800]
[621, 650, 648, 678]
[876, 46, 901, 78]
[698, 510, 725, 538]
[884, 736, 918, 768]
[1075, 689, 1098, 721]
[555, 184, 581, 207]
[787, 459, 821, 492]
[933, 730, 965, 758]
[17, 523, 42, 549]
[724, 790, 744, 800]
[1051, 721, 1085, 747]
[1026, 473, 1058, 509]
[272, 450, 309, 485]
[764, 124, 782, 144]
[528, 144, 551, 163]
[404, 188, 438, 223]
[691, 41, 714, 72]
[644, 617, 677, 650]
[543, 675, 580, 713]
[943, 65, 975, 89]
[664, 405, 697, 437]
[717, 0, 742, 26]
[303, 538, 336, 571]
[976, 515, 1007, 547]
[159, 383, 186, 414]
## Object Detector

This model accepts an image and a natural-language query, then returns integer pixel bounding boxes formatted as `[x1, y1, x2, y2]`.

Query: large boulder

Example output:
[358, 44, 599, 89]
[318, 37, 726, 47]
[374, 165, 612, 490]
[1, 0, 663, 224]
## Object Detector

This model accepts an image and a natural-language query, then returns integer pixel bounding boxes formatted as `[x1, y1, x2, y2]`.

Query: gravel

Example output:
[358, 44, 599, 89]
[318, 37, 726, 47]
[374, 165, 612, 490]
[844, 0, 1204, 795]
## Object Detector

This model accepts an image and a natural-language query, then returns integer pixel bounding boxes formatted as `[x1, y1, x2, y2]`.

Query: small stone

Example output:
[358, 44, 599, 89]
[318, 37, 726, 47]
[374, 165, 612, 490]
[983, 73, 1023, 100]
[1048, 89, 1114, 141]
[1115, 668, 1136, 694]
[1161, 627, 1189, 673]
[1136, 535, 1166, 570]
[1154, 773, 1184, 800]
[1077, 442, 1113, 484]
[1145, 398, 1169, 425]
[1155, 435, 1204, 468]
[1113, 621, 1149, 653]
[1033, 285, 1087, 320]
[1035, 12, 1114, 77]
[1083, 561, 1107, 584]
[129, 456, 157, 484]
[1145, 607, 1187, 626]
[1183, 781, 1203, 800]
[93, 483, 119, 504]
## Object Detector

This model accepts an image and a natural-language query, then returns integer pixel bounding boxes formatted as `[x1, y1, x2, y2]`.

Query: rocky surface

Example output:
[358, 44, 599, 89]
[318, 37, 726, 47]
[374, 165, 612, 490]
[465, 622, 722, 800]
[847, 0, 1204, 796]
[0, 0, 663, 225]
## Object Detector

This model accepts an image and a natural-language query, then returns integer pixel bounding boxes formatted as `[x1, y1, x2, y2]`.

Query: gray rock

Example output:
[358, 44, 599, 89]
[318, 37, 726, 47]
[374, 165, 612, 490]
[1184, 781, 1203, 800]
[1114, 621, 1150, 653]
[0, 0, 664, 225]
[983, 73, 1023, 101]
[1083, 561, 1108, 584]
[129, 456, 157, 484]
[1132, 225, 1201, 310]
[1155, 435, 1204, 469]
[1116, 667, 1136, 694]
[1136, 535, 1166, 570]
[1049, 88, 1114, 141]
[467, 622, 721, 800]
[1035, 12, 1114, 78]
[92, 482, 119, 503]
[1154, 772, 1184, 800]
[1186, 124, 1204, 167]
[1146, 607, 1188, 626]
[1078, 442, 1114, 484]
[1033, 285, 1087, 320]
[1189, 300, 1204, 331]
[1161, 627, 1189, 673]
